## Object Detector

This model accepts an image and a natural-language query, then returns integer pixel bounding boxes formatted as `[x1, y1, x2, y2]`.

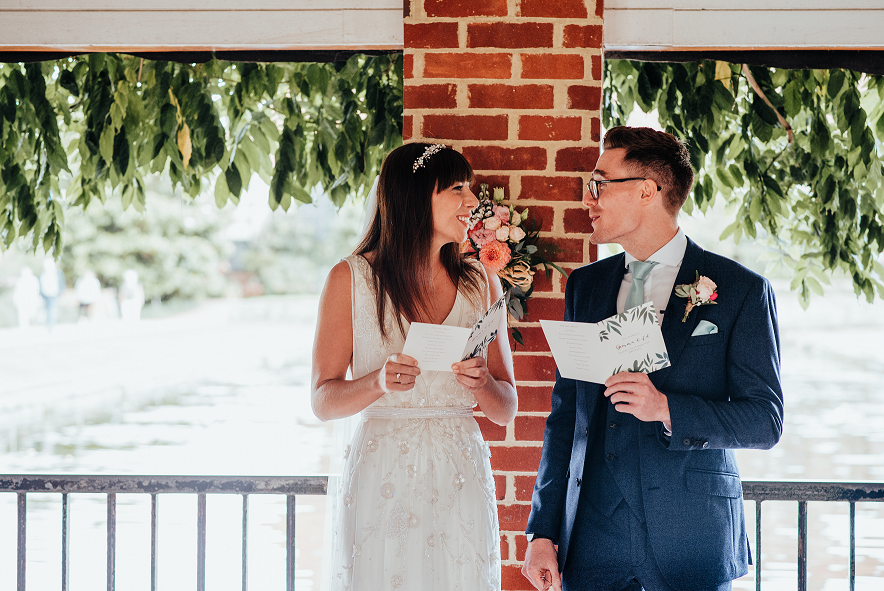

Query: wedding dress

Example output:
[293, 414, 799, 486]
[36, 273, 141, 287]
[328, 254, 501, 591]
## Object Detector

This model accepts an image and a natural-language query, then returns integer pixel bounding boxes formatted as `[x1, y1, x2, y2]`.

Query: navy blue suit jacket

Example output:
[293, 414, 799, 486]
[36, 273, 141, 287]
[526, 238, 784, 589]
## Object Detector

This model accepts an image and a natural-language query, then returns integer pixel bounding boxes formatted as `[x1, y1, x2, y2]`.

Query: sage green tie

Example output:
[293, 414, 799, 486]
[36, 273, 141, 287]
[625, 260, 658, 310]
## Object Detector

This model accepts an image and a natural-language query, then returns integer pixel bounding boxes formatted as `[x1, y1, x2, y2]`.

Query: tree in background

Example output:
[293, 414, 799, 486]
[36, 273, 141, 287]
[59, 179, 230, 303]
[238, 199, 363, 295]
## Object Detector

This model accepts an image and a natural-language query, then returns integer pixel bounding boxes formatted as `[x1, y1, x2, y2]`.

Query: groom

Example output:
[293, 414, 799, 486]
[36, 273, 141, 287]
[522, 126, 784, 591]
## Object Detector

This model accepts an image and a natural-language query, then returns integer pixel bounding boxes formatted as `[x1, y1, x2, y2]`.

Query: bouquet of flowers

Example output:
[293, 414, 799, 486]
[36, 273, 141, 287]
[462, 184, 567, 345]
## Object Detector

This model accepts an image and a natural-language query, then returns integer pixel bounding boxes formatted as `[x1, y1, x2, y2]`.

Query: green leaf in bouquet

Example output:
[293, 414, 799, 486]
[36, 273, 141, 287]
[511, 328, 524, 348]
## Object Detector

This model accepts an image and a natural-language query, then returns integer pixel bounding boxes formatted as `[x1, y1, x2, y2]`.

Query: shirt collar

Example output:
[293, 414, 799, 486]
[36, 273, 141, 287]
[624, 227, 687, 269]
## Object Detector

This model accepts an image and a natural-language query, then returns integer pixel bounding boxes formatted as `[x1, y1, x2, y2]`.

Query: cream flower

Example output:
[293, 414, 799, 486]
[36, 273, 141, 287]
[495, 226, 510, 241]
[483, 217, 502, 231]
[696, 276, 717, 301]
[509, 226, 526, 242]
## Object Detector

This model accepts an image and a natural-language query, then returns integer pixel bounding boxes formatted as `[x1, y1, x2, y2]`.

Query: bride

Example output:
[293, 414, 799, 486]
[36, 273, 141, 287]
[311, 142, 517, 591]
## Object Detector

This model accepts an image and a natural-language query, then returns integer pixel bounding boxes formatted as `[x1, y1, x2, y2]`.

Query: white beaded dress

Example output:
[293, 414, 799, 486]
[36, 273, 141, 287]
[328, 254, 501, 591]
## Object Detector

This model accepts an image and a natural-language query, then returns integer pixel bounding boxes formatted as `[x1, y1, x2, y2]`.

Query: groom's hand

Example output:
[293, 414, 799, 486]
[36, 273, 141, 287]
[522, 538, 562, 591]
[604, 371, 671, 425]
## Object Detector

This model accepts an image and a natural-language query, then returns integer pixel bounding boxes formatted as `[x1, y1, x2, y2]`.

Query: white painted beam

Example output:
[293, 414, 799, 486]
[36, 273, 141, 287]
[605, 1, 884, 50]
[0, 1, 404, 52]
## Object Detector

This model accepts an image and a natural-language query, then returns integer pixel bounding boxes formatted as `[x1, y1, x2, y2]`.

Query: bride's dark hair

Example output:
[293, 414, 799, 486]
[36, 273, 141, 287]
[355, 142, 483, 340]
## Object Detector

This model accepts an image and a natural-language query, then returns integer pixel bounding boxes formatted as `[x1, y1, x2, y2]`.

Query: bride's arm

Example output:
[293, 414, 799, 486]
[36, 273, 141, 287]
[311, 261, 420, 421]
[452, 274, 518, 426]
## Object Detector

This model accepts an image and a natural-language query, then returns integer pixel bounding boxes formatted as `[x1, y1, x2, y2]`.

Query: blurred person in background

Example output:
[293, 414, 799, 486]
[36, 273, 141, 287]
[75, 269, 102, 321]
[13, 267, 42, 328]
[39, 257, 65, 330]
[119, 269, 145, 322]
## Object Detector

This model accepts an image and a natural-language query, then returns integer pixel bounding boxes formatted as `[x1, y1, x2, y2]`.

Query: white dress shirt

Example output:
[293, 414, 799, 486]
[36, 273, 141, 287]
[614, 228, 686, 434]
[617, 228, 687, 322]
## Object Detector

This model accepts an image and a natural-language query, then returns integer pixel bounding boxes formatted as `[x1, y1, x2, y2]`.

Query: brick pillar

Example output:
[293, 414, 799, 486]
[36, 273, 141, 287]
[403, 1, 602, 588]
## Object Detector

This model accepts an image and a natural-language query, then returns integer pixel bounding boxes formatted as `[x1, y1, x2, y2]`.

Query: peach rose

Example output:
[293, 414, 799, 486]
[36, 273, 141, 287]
[495, 226, 510, 241]
[483, 217, 502, 231]
[479, 241, 512, 272]
[696, 276, 717, 301]
[509, 226, 526, 242]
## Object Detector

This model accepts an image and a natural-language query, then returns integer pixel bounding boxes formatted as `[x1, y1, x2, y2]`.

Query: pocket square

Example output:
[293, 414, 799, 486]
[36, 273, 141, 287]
[691, 320, 718, 336]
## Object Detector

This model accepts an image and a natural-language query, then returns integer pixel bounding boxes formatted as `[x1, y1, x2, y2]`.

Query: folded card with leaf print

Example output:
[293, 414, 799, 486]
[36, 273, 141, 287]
[402, 295, 506, 372]
[541, 302, 671, 384]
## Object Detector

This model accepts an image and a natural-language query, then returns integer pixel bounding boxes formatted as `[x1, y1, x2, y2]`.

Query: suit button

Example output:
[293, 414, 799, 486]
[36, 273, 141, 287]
[609, 422, 617, 429]
[576, 478, 581, 486]
[683, 438, 691, 446]
[606, 453, 615, 461]
[702, 441, 709, 449]
[585, 428, 588, 436]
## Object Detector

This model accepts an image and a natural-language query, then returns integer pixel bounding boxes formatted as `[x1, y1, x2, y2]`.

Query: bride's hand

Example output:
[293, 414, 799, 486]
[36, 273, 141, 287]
[451, 357, 490, 391]
[379, 354, 420, 393]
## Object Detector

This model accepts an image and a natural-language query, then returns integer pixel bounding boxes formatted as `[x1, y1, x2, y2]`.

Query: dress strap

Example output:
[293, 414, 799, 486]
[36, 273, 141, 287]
[362, 406, 474, 419]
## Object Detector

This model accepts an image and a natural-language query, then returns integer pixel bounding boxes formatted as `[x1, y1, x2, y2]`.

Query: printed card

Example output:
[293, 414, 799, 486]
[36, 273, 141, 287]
[540, 302, 670, 384]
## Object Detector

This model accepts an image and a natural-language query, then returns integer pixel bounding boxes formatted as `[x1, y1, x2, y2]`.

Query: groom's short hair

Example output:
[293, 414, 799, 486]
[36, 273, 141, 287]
[603, 126, 694, 214]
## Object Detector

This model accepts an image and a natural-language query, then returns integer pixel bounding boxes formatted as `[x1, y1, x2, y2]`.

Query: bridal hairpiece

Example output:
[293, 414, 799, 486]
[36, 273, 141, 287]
[413, 144, 445, 173]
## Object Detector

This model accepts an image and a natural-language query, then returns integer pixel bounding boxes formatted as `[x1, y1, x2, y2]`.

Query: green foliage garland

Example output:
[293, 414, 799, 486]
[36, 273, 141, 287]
[0, 53, 403, 256]
[605, 60, 884, 306]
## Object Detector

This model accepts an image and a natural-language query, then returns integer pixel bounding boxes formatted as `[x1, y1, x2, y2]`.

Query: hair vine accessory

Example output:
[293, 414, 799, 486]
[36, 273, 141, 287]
[412, 144, 445, 173]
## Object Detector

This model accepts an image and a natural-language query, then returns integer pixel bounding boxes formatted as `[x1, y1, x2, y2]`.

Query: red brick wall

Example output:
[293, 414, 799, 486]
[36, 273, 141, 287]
[403, 1, 602, 588]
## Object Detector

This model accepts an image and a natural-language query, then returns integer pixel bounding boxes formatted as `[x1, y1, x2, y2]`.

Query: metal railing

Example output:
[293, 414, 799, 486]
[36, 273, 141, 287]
[0, 474, 328, 591]
[742, 480, 884, 591]
[4, 477, 882, 590]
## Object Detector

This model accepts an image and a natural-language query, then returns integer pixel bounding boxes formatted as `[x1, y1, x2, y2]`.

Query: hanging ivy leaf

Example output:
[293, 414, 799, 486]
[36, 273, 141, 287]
[605, 60, 884, 307]
[0, 52, 403, 256]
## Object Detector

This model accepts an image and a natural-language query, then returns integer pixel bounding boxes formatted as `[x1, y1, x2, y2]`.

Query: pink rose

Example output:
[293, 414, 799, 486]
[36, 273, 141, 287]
[493, 205, 511, 223]
[483, 217, 502, 231]
[509, 226, 526, 242]
[495, 226, 510, 241]
[470, 228, 497, 248]
[695, 276, 717, 301]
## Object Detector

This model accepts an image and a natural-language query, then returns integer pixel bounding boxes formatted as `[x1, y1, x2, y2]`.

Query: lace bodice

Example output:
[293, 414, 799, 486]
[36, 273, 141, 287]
[346, 255, 491, 409]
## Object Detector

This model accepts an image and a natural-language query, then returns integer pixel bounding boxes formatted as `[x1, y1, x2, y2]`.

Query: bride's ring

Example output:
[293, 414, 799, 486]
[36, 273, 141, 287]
[396, 373, 401, 383]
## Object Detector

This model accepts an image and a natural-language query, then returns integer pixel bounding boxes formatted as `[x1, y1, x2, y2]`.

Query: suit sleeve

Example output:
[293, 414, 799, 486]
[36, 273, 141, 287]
[525, 274, 579, 539]
[666, 275, 784, 450]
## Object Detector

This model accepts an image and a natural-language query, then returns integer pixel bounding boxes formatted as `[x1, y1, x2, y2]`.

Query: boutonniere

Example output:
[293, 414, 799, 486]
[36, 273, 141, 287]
[674, 272, 718, 322]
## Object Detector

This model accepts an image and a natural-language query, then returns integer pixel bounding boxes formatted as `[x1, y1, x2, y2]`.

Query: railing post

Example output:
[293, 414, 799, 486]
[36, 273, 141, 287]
[107, 493, 116, 591]
[849, 501, 855, 591]
[286, 494, 296, 591]
[151, 494, 159, 591]
[62, 493, 70, 591]
[797, 501, 807, 591]
[197, 493, 207, 591]
[17, 492, 26, 591]
[242, 494, 249, 591]
[755, 500, 762, 591]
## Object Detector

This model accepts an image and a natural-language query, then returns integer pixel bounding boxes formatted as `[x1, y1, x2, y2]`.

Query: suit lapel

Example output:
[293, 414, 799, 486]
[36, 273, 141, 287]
[588, 253, 626, 323]
[650, 239, 705, 390]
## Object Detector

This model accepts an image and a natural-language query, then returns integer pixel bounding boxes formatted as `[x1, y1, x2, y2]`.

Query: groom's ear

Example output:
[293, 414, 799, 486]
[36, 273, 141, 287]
[640, 178, 660, 201]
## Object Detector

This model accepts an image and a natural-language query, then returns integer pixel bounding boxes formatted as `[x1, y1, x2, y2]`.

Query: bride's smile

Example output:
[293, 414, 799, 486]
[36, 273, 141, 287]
[432, 181, 479, 247]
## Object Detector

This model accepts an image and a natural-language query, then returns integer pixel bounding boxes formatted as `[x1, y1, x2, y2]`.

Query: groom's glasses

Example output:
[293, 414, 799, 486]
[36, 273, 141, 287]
[586, 178, 662, 200]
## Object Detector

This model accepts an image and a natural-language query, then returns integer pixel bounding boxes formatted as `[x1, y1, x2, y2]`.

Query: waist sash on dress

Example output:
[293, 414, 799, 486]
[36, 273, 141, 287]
[362, 406, 474, 419]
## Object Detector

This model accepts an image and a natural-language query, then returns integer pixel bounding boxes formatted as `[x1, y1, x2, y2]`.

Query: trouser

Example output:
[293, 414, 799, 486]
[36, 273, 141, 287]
[562, 498, 732, 591]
